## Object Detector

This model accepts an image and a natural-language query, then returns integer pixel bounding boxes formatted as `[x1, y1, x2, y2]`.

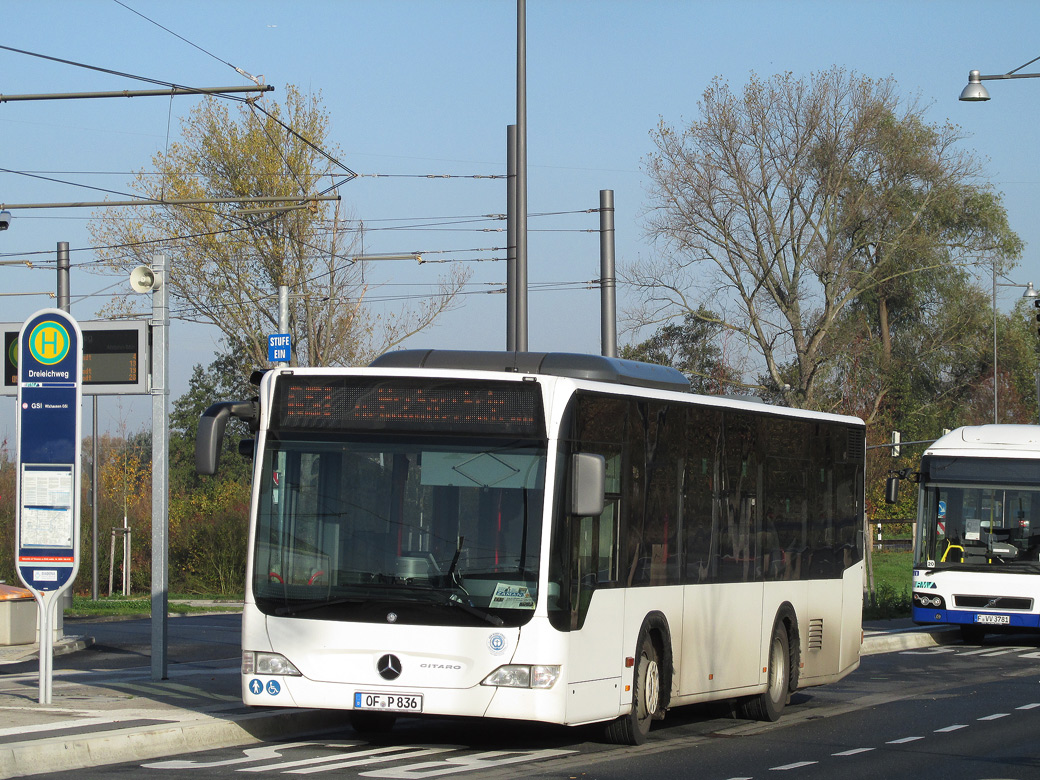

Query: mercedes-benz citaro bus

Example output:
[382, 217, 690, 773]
[897, 424, 1040, 643]
[195, 350, 865, 744]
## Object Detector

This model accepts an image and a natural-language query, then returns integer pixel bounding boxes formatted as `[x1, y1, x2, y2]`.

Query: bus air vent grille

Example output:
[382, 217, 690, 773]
[808, 618, 824, 651]
[954, 595, 1033, 611]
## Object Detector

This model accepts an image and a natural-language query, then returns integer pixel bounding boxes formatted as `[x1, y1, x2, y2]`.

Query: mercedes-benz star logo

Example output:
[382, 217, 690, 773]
[377, 654, 402, 681]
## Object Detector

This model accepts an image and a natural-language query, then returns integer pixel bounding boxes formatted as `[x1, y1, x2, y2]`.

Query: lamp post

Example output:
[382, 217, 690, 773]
[959, 57, 1040, 101]
[962, 55, 1040, 423]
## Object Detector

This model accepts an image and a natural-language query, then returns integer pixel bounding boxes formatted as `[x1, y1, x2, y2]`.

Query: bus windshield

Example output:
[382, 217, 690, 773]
[916, 459, 1040, 572]
[253, 433, 547, 627]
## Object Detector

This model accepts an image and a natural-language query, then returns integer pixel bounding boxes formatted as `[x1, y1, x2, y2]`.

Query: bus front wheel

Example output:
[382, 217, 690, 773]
[605, 634, 661, 745]
[741, 620, 790, 722]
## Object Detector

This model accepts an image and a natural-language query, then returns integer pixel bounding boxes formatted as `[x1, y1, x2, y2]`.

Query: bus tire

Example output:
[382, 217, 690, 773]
[349, 710, 397, 736]
[604, 633, 661, 745]
[741, 618, 790, 722]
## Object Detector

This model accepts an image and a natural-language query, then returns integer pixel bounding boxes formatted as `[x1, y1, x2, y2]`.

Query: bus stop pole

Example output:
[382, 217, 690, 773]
[150, 254, 170, 681]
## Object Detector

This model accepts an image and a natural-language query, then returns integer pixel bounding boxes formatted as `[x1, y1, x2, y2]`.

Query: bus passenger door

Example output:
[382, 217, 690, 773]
[562, 496, 626, 724]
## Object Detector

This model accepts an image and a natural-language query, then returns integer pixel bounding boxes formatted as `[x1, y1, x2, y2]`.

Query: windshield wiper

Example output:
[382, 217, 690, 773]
[273, 596, 364, 617]
[392, 581, 504, 627]
[271, 582, 504, 626]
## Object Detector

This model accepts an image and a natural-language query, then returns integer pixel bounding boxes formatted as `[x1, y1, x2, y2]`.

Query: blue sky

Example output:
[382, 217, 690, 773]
[3, 0, 1040, 435]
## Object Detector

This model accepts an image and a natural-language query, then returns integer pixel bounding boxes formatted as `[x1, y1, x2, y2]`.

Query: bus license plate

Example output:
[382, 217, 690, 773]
[354, 692, 423, 712]
[975, 614, 1010, 625]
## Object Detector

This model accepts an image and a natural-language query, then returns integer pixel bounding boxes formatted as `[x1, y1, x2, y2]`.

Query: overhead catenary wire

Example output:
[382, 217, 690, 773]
[111, 0, 264, 86]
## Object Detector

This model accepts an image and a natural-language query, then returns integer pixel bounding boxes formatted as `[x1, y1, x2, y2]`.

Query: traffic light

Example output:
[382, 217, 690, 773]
[1035, 298, 1040, 337]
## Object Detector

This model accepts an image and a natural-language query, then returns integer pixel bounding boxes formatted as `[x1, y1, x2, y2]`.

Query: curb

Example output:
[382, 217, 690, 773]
[2, 708, 352, 778]
[0, 635, 95, 666]
[861, 625, 960, 655]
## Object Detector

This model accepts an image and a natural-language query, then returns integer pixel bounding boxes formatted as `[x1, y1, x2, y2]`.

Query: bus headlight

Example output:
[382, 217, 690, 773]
[243, 650, 302, 677]
[913, 593, 946, 610]
[481, 664, 561, 689]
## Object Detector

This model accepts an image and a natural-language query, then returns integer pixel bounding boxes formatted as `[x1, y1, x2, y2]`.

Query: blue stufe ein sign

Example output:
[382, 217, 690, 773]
[15, 309, 83, 594]
[268, 333, 291, 363]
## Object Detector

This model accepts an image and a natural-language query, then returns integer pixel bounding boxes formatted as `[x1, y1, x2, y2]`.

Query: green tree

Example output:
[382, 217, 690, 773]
[632, 67, 1021, 412]
[90, 85, 468, 375]
[620, 308, 741, 394]
[168, 352, 253, 595]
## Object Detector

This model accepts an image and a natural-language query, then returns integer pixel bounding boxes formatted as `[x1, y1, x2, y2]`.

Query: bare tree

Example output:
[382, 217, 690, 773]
[90, 86, 468, 371]
[630, 67, 1020, 409]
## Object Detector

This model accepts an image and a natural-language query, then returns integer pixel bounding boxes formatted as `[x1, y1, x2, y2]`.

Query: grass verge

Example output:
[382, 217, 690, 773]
[865, 550, 913, 620]
[66, 594, 243, 618]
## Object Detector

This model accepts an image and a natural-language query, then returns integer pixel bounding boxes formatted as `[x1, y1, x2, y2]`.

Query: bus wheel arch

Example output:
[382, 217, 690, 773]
[741, 603, 799, 722]
[604, 612, 673, 745]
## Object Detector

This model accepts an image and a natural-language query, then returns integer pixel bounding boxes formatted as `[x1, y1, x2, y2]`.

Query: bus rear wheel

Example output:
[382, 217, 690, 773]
[605, 635, 661, 745]
[741, 620, 789, 722]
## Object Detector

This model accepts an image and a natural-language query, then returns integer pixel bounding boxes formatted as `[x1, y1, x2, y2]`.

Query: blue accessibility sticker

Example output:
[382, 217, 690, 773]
[266, 680, 281, 696]
[249, 679, 264, 695]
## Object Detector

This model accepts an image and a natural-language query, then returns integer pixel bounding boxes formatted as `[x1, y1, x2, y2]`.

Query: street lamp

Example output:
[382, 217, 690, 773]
[962, 55, 1040, 423]
[993, 269, 1038, 424]
[959, 56, 1040, 101]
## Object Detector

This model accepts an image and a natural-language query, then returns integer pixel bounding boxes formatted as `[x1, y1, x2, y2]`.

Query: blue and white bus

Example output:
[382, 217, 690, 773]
[197, 350, 865, 744]
[907, 424, 1040, 642]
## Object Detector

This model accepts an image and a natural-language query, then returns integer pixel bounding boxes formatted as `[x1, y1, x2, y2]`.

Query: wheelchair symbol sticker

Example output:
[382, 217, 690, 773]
[266, 680, 281, 695]
[249, 679, 263, 695]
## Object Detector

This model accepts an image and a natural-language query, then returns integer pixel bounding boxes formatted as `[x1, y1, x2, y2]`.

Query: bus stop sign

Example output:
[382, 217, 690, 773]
[15, 309, 83, 594]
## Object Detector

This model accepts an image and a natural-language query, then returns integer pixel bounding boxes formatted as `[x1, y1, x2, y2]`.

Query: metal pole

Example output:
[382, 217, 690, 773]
[150, 253, 170, 681]
[278, 285, 290, 367]
[599, 190, 617, 358]
[57, 242, 70, 312]
[993, 261, 998, 424]
[515, 0, 529, 352]
[506, 125, 517, 351]
[91, 398, 98, 600]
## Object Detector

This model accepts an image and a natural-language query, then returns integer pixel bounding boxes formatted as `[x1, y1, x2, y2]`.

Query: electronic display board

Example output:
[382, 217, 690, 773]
[2, 319, 149, 396]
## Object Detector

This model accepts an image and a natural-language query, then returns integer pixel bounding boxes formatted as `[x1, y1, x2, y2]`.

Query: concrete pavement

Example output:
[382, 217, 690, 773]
[0, 619, 959, 778]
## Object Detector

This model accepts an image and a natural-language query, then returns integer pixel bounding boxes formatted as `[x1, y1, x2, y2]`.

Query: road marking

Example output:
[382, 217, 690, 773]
[243, 747, 452, 774]
[886, 736, 924, 744]
[934, 724, 968, 733]
[769, 761, 817, 770]
[832, 748, 874, 756]
[359, 749, 577, 778]
[1016, 702, 1040, 710]
[978, 713, 1009, 721]
[145, 743, 323, 769]
[287, 748, 453, 773]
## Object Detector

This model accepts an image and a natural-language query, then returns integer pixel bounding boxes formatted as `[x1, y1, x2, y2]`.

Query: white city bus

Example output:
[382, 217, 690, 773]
[196, 350, 865, 744]
[902, 424, 1040, 642]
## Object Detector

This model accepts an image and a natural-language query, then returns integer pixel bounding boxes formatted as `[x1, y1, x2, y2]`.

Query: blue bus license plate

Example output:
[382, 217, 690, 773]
[354, 692, 423, 712]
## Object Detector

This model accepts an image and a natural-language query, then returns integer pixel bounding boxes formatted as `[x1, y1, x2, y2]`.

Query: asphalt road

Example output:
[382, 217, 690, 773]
[20, 625, 1040, 780]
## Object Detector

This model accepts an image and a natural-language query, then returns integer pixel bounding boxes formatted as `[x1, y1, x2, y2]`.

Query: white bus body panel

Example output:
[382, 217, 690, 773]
[678, 582, 763, 698]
